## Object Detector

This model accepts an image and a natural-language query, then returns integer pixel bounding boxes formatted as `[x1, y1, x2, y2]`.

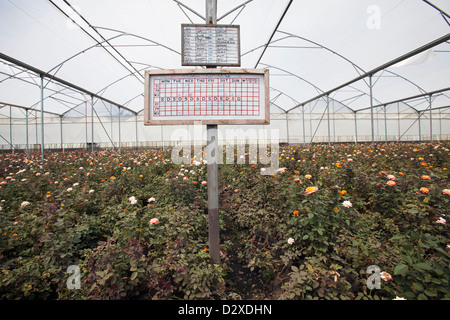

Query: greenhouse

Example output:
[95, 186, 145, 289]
[0, 0, 449, 303]
[1, 0, 449, 152]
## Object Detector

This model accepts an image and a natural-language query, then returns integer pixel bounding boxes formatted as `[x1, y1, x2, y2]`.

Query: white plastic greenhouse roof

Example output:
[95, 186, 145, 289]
[1, 0, 450, 117]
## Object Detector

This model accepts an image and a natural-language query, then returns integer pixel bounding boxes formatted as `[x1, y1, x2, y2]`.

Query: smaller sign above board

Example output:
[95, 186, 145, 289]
[144, 69, 269, 126]
[181, 24, 240, 67]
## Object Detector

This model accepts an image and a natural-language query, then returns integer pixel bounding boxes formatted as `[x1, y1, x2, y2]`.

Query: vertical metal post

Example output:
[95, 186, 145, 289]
[40, 74, 45, 162]
[85, 101, 88, 150]
[205, 0, 220, 265]
[207, 124, 220, 264]
[397, 102, 401, 141]
[331, 99, 336, 142]
[354, 111, 358, 144]
[110, 105, 115, 150]
[418, 111, 422, 142]
[35, 110, 38, 145]
[302, 105, 306, 144]
[384, 105, 387, 142]
[118, 106, 121, 152]
[135, 112, 138, 149]
[285, 112, 289, 144]
[91, 96, 94, 155]
[376, 107, 379, 142]
[369, 75, 374, 146]
[327, 95, 330, 146]
[9, 106, 13, 153]
[439, 109, 442, 141]
[60, 115, 64, 152]
[25, 110, 29, 153]
[429, 94, 433, 142]
[206, 0, 217, 24]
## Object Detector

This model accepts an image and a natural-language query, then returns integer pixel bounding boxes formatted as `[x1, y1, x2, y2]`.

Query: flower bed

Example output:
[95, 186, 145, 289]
[0, 142, 449, 300]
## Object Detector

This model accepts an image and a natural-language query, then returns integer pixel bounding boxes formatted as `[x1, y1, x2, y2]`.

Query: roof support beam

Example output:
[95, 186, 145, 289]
[286, 32, 450, 113]
[0, 52, 136, 115]
[254, 0, 293, 68]
[356, 87, 450, 112]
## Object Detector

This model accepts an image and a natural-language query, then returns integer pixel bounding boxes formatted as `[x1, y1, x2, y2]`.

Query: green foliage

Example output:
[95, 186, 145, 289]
[0, 142, 449, 300]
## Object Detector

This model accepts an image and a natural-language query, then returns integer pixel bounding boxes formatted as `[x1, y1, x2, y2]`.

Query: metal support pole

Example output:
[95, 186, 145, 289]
[85, 101, 88, 150]
[206, 0, 217, 24]
[118, 106, 121, 152]
[302, 105, 306, 144]
[35, 110, 38, 145]
[384, 105, 387, 142]
[60, 115, 64, 152]
[332, 100, 336, 143]
[9, 106, 13, 153]
[25, 110, 29, 153]
[40, 74, 44, 162]
[397, 103, 401, 141]
[91, 95, 94, 155]
[327, 95, 330, 146]
[429, 94, 433, 142]
[111, 105, 115, 150]
[207, 124, 220, 264]
[376, 107, 379, 142]
[205, 0, 220, 265]
[418, 111, 422, 142]
[285, 112, 289, 144]
[354, 111, 358, 144]
[369, 75, 374, 146]
[135, 113, 138, 149]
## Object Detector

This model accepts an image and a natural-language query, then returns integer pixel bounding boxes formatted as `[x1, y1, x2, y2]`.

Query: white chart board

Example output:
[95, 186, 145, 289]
[144, 69, 269, 125]
[181, 24, 240, 67]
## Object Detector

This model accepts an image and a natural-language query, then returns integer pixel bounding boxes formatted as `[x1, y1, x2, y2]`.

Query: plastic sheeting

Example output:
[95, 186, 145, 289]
[0, 0, 449, 149]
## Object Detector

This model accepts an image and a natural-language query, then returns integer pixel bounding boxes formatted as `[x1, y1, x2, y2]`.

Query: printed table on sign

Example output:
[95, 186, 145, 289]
[144, 69, 269, 125]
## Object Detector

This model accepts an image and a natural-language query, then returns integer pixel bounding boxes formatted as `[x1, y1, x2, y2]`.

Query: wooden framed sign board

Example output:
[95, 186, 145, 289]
[144, 68, 269, 126]
[181, 24, 240, 67]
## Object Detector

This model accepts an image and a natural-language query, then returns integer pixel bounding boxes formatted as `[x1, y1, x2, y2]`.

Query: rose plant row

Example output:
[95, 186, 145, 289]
[0, 142, 448, 300]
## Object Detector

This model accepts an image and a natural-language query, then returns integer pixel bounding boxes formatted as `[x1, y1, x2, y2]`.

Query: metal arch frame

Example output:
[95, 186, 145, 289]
[260, 64, 365, 144]
[269, 87, 300, 108]
[260, 63, 326, 99]
[258, 62, 384, 145]
[93, 26, 181, 57]
[49, 0, 145, 84]
[259, 63, 381, 115]
[422, 0, 450, 27]
[43, 1, 448, 120]
[43, 29, 180, 116]
[272, 31, 434, 114]
[0, 52, 134, 114]
[44, 33, 125, 88]
[1, 33, 163, 119]
[173, 0, 255, 24]
[274, 30, 367, 77]
[0, 62, 87, 108]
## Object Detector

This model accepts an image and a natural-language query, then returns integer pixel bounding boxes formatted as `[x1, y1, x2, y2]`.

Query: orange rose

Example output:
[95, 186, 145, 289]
[420, 187, 429, 194]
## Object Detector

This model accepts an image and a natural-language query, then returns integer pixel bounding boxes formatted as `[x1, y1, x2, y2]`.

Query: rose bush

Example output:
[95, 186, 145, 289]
[0, 142, 448, 300]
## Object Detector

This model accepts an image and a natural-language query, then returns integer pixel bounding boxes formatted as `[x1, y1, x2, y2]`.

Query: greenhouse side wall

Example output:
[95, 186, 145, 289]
[0, 109, 449, 151]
